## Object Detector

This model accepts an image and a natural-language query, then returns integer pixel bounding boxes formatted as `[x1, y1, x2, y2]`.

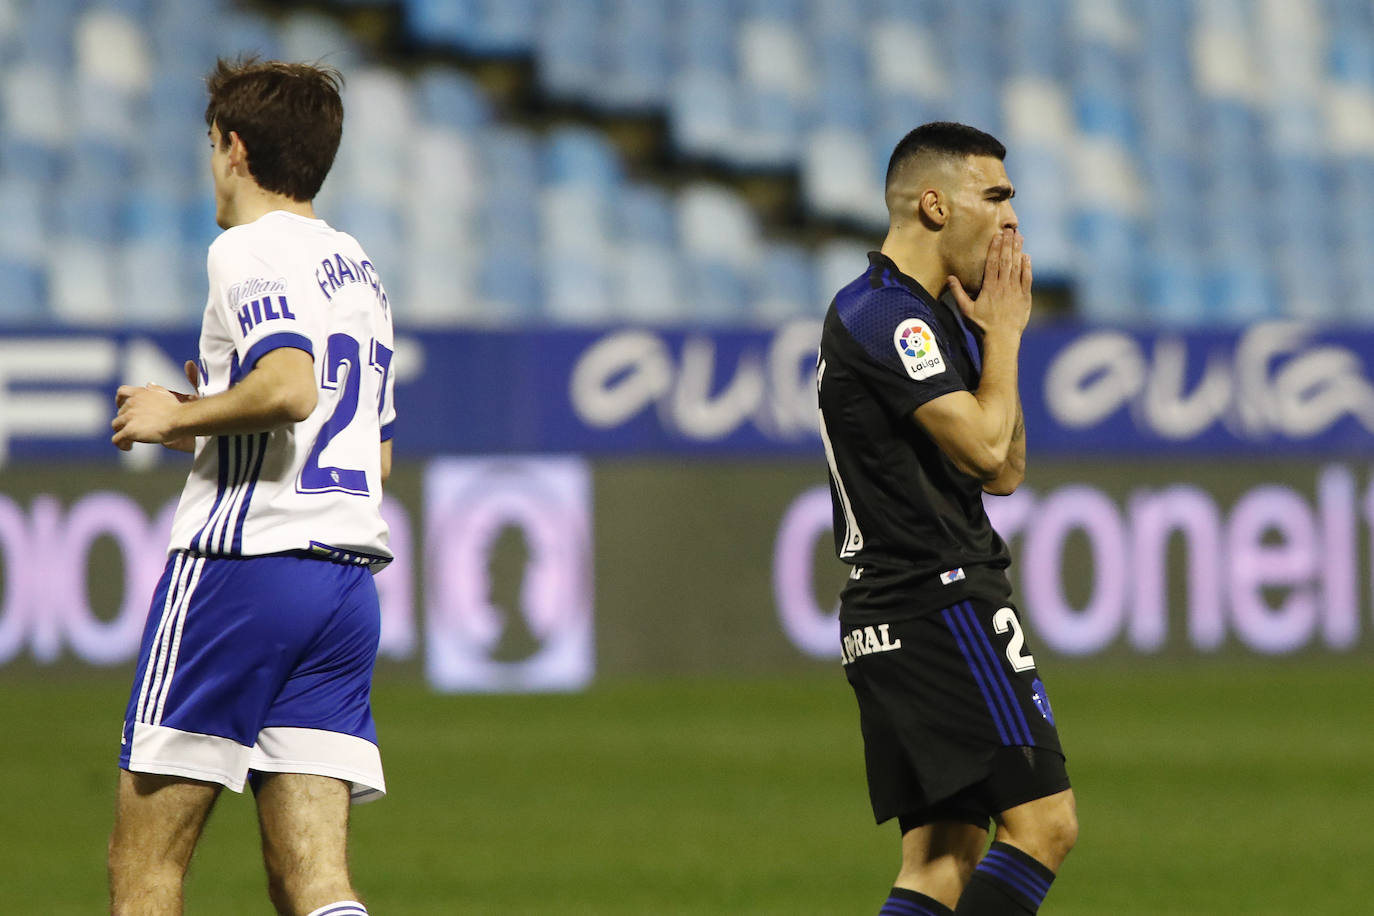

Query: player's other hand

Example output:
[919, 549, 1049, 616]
[111, 364, 200, 452]
[947, 228, 1033, 337]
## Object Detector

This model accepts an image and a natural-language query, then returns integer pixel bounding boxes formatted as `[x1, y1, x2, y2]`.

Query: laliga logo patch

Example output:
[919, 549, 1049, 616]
[894, 318, 946, 380]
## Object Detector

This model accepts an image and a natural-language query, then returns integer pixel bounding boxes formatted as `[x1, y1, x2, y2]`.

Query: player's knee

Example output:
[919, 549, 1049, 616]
[1000, 793, 1078, 869]
[1049, 803, 1078, 859]
[263, 858, 354, 914]
[1030, 802, 1077, 867]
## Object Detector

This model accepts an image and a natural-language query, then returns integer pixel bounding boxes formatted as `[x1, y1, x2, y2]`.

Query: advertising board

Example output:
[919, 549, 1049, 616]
[0, 458, 1367, 688]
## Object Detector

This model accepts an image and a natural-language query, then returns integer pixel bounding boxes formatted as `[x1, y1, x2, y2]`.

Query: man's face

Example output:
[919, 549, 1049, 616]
[939, 155, 1018, 296]
[208, 122, 234, 229]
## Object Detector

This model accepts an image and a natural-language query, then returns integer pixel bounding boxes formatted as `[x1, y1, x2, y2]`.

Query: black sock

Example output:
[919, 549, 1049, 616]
[954, 842, 1056, 914]
[879, 886, 955, 916]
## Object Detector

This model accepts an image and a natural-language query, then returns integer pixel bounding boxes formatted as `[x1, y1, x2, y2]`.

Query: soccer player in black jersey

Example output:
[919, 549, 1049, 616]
[818, 122, 1077, 916]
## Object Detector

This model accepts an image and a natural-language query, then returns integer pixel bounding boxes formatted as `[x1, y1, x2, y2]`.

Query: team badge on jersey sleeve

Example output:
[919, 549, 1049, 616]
[893, 318, 946, 380]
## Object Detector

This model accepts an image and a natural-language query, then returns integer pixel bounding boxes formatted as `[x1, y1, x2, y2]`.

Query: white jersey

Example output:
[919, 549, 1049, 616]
[167, 210, 396, 566]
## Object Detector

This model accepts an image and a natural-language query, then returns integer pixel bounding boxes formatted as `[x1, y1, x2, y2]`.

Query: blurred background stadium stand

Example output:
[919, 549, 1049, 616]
[3, 0, 1374, 328]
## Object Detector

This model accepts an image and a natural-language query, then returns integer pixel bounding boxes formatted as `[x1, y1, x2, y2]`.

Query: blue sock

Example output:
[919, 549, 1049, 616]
[954, 842, 1056, 914]
[879, 886, 955, 916]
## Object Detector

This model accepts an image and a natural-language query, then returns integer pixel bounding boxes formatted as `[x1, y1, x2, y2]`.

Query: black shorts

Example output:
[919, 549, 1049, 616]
[842, 590, 1069, 828]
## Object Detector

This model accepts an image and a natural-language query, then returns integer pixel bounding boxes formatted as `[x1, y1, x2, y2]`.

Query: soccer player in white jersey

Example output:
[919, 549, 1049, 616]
[108, 59, 395, 916]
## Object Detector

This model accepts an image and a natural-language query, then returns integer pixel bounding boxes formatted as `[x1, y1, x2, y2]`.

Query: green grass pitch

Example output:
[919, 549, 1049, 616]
[3, 661, 1371, 914]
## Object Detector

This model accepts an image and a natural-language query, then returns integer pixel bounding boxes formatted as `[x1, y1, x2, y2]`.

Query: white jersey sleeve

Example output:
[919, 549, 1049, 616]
[168, 211, 395, 566]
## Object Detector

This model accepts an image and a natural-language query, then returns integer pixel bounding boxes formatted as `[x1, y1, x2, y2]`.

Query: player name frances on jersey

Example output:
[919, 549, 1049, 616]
[315, 251, 388, 310]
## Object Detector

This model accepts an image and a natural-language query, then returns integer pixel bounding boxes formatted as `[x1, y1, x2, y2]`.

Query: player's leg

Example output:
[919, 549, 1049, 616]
[954, 786, 1077, 916]
[254, 772, 367, 915]
[248, 559, 383, 916]
[846, 616, 990, 915]
[944, 591, 1076, 916]
[108, 770, 221, 916]
[994, 786, 1077, 870]
[882, 817, 987, 913]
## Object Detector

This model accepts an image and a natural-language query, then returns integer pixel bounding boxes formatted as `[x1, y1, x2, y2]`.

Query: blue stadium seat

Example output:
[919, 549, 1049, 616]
[730, 86, 802, 169]
[682, 258, 750, 323]
[1071, 209, 1141, 324]
[615, 185, 677, 247]
[17, 0, 79, 69]
[601, 0, 672, 111]
[0, 177, 49, 267]
[211, 12, 283, 61]
[1006, 0, 1065, 80]
[1007, 145, 1072, 282]
[674, 0, 737, 74]
[535, 0, 602, 99]
[812, 36, 869, 131]
[804, 127, 884, 226]
[544, 127, 623, 190]
[121, 178, 184, 245]
[670, 68, 737, 159]
[402, 0, 479, 49]
[0, 258, 48, 323]
[611, 241, 684, 323]
[415, 68, 491, 130]
[0, 137, 63, 185]
[1204, 259, 1279, 326]
[478, 248, 540, 319]
[276, 11, 361, 71]
[1141, 246, 1208, 328]
[119, 239, 194, 324]
[752, 242, 819, 323]
[56, 174, 122, 245]
[542, 252, 614, 324]
[46, 238, 117, 325]
[468, 0, 537, 56]
[743, 0, 804, 19]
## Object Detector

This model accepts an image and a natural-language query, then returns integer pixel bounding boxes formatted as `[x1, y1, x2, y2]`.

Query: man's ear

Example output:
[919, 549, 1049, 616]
[918, 188, 947, 228]
[227, 131, 249, 173]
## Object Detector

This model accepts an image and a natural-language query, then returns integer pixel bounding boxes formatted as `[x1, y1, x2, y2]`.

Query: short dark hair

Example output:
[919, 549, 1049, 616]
[205, 56, 344, 202]
[884, 121, 1006, 191]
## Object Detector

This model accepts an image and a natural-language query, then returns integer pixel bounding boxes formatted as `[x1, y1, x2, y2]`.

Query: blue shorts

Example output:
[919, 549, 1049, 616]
[119, 550, 385, 803]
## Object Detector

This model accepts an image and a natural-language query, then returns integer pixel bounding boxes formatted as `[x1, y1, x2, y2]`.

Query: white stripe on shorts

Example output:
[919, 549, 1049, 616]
[136, 554, 205, 726]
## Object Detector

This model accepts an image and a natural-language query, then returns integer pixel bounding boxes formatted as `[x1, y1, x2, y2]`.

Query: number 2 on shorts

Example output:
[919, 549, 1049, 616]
[993, 607, 1037, 672]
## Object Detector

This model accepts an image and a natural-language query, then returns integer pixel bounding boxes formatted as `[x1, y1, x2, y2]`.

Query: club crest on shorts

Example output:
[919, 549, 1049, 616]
[1031, 677, 1055, 725]
[893, 318, 945, 380]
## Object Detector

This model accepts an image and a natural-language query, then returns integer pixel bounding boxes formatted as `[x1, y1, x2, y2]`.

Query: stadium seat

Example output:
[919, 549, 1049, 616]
[544, 127, 623, 191]
[803, 127, 886, 226]
[414, 67, 491, 130]
[615, 184, 677, 248]
[477, 248, 540, 320]
[542, 252, 614, 324]
[752, 242, 820, 324]
[7, 0, 1374, 329]
[0, 257, 47, 323]
[611, 241, 684, 323]
[118, 239, 194, 324]
[402, 0, 479, 51]
[670, 68, 738, 160]
[535, 0, 602, 100]
[46, 237, 118, 325]
[468, 0, 538, 56]
[600, 0, 672, 111]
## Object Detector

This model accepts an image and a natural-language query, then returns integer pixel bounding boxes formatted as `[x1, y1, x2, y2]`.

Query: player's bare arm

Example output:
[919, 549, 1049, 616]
[912, 228, 1031, 488]
[112, 347, 317, 450]
[380, 439, 392, 483]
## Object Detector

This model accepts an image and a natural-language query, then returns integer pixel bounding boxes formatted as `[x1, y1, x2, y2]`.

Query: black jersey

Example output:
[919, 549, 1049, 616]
[817, 251, 1012, 618]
